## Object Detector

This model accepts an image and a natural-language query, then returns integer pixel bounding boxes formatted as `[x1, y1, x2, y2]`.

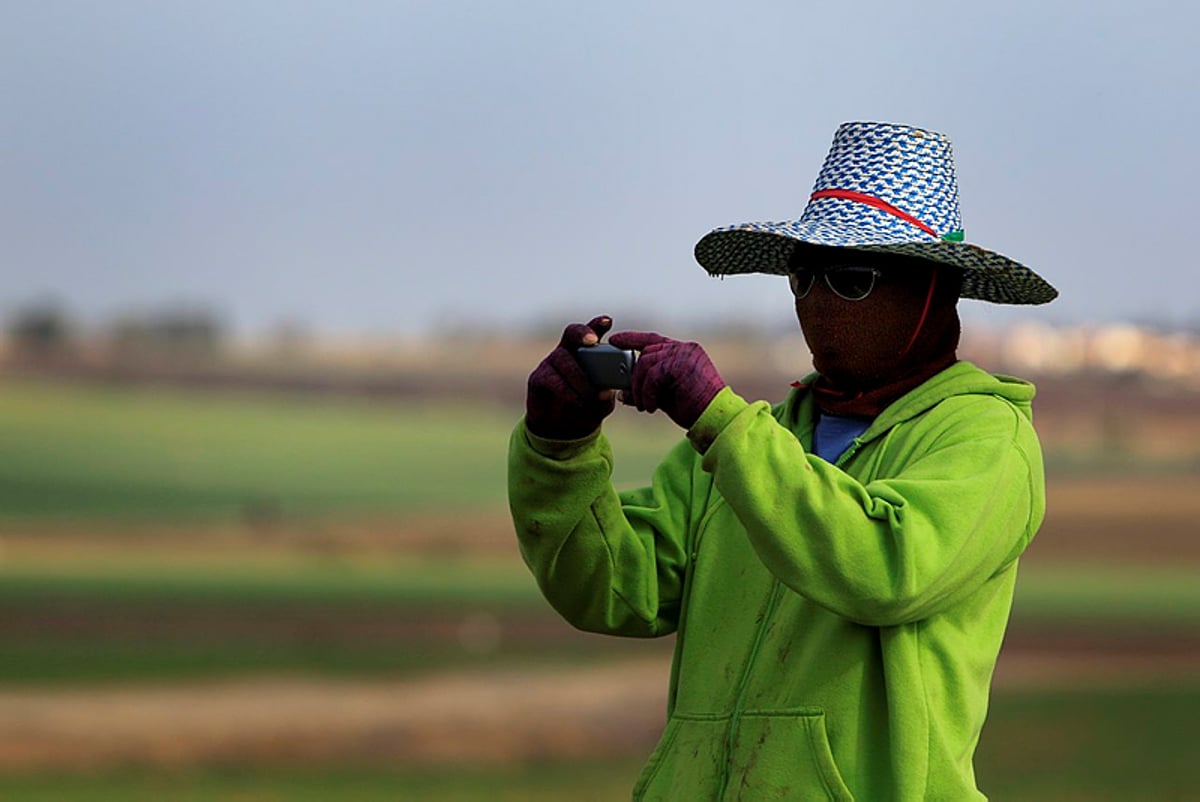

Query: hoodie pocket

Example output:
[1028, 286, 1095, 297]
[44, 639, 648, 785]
[633, 714, 726, 801]
[728, 709, 855, 800]
[633, 709, 854, 801]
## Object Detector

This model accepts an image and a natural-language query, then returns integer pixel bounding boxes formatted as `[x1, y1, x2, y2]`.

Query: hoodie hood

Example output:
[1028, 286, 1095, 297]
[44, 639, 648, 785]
[782, 360, 1035, 446]
[872, 361, 1035, 429]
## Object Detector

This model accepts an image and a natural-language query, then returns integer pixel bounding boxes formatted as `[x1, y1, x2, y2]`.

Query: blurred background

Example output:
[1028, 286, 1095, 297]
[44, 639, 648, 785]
[2, 1, 1198, 799]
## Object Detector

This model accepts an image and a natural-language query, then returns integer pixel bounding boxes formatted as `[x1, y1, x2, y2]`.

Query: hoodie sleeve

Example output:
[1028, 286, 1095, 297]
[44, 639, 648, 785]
[506, 420, 696, 637]
[691, 387, 1045, 627]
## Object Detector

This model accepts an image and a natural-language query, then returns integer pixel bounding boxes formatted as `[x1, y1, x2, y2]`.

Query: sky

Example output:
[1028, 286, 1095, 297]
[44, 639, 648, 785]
[3, 1, 1198, 339]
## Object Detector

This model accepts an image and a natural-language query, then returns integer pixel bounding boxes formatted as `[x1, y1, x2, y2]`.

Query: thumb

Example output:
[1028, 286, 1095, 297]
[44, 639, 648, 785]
[608, 330, 669, 351]
[586, 315, 614, 339]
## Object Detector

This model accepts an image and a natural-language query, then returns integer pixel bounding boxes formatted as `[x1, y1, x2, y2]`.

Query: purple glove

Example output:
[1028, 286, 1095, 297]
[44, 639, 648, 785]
[524, 316, 617, 440]
[607, 331, 727, 430]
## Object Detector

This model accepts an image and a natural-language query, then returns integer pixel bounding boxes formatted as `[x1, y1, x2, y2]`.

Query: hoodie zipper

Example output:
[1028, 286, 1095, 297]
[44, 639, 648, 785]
[711, 397, 885, 797]
[715, 433, 868, 799]
[716, 578, 786, 801]
[836, 436, 865, 468]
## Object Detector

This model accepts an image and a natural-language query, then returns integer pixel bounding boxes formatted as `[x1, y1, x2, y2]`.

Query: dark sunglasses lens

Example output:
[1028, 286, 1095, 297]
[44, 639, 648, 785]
[788, 269, 816, 298]
[826, 268, 877, 300]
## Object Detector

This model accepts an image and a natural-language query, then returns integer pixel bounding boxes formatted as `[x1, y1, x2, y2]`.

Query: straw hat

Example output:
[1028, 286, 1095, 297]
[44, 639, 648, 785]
[694, 121, 1058, 305]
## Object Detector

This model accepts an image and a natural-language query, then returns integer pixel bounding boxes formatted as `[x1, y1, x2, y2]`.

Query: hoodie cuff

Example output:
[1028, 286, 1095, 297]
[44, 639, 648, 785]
[686, 386, 749, 455]
[521, 419, 603, 459]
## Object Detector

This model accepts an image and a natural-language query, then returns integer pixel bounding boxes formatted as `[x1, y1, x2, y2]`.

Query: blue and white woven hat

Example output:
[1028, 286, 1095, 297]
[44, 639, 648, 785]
[694, 121, 1058, 305]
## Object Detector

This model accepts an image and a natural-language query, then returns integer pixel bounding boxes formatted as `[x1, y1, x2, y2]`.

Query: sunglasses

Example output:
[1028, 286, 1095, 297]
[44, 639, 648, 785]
[788, 265, 882, 302]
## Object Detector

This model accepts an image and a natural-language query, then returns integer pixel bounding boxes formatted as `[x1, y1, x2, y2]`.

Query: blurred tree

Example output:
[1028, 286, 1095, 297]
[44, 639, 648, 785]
[6, 301, 76, 360]
[108, 306, 226, 360]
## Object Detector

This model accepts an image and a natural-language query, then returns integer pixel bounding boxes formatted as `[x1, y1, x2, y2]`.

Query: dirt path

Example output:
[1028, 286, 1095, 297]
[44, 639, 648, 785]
[0, 659, 670, 770]
[0, 644, 1195, 771]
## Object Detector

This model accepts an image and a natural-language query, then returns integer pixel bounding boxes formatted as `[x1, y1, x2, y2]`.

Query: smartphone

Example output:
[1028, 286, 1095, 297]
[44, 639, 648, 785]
[575, 343, 636, 391]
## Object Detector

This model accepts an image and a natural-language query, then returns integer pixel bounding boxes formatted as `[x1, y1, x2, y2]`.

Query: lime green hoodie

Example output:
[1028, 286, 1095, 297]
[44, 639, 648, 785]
[508, 361, 1045, 800]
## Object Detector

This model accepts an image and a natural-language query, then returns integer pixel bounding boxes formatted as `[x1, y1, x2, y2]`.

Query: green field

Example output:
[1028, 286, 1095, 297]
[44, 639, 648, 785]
[3, 374, 1195, 523]
[0, 377, 681, 521]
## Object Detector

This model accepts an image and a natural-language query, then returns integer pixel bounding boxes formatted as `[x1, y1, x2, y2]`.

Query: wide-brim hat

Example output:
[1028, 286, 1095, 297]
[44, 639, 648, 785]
[694, 121, 1058, 305]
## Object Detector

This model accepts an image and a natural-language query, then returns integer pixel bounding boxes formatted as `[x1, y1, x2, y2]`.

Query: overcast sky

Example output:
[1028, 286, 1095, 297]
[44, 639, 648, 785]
[3, 1, 1198, 338]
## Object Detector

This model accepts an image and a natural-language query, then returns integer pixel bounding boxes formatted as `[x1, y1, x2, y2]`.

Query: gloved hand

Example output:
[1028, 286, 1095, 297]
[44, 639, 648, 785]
[607, 331, 727, 430]
[524, 316, 617, 440]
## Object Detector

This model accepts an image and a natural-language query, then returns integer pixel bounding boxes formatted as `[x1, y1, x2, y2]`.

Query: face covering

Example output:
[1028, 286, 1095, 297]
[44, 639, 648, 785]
[793, 254, 962, 418]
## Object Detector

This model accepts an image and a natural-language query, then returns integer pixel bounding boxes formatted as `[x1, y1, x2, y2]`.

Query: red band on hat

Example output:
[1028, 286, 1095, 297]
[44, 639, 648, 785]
[810, 189, 937, 238]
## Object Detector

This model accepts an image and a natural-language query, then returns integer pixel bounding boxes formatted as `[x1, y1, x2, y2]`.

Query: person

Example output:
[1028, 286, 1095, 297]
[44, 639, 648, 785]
[508, 121, 1057, 800]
